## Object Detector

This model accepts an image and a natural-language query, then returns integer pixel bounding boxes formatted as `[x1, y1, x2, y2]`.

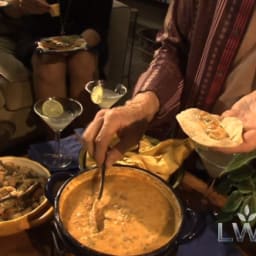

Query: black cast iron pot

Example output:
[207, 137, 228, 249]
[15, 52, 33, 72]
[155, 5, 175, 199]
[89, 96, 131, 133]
[45, 165, 205, 256]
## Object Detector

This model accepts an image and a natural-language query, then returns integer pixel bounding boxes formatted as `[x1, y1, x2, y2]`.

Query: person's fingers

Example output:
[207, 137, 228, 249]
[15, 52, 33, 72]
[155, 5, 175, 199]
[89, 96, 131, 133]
[83, 108, 125, 165]
[83, 105, 147, 166]
[237, 130, 256, 152]
[22, 0, 50, 14]
[92, 108, 147, 165]
[116, 120, 147, 153]
[40, 0, 50, 4]
[105, 147, 123, 167]
[104, 120, 148, 167]
[37, 0, 51, 8]
[25, 0, 50, 9]
[212, 130, 256, 153]
[221, 109, 239, 118]
[82, 110, 106, 158]
[93, 110, 124, 165]
[222, 109, 255, 130]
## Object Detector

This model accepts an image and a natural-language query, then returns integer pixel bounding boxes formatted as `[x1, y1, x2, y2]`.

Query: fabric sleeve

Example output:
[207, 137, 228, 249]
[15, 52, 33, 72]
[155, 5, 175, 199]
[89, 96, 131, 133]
[132, 0, 194, 139]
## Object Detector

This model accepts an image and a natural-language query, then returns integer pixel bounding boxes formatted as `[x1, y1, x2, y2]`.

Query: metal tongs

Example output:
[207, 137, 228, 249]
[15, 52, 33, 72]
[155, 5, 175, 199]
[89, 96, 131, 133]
[89, 161, 106, 232]
[74, 131, 106, 231]
[97, 161, 106, 200]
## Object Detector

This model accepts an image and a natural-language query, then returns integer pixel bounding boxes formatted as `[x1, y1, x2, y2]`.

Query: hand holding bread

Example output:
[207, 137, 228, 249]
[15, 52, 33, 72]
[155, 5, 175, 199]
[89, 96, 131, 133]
[176, 91, 256, 154]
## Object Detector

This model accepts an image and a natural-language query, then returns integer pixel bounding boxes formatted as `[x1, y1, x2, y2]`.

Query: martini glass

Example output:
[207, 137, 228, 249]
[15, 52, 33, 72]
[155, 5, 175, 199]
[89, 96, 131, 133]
[34, 97, 83, 170]
[85, 80, 127, 109]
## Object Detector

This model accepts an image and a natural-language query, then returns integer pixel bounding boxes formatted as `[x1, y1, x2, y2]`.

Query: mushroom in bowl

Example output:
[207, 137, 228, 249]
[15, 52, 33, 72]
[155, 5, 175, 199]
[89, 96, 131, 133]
[0, 156, 53, 236]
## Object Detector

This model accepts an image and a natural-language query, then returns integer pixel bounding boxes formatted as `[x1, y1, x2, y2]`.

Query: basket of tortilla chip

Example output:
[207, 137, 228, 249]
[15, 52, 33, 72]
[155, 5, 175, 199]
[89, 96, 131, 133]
[36, 35, 87, 53]
[176, 108, 243, 147]
[0, 156, 53, 236]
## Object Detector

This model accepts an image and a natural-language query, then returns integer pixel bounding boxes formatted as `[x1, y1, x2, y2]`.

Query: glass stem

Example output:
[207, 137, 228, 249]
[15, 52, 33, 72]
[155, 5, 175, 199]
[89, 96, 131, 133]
[55, 131, 61, 158]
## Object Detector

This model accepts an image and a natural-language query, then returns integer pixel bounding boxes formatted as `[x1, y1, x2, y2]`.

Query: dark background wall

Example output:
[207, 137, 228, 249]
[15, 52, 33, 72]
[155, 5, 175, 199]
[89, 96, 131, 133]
[121, 0, 169, 88]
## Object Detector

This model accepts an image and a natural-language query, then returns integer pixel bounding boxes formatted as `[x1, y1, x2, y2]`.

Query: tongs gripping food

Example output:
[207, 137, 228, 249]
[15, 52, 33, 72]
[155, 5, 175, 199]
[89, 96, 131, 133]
[97, 161, 106, 200]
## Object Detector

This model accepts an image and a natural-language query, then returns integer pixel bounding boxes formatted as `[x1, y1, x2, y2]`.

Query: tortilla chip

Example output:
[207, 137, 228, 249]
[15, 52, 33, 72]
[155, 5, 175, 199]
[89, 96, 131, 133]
[176, 108, 243, 147]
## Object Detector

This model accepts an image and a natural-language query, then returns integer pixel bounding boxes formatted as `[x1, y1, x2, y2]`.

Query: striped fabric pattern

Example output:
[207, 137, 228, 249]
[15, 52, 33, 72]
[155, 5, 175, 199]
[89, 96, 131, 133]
[204, 0, 255, 108]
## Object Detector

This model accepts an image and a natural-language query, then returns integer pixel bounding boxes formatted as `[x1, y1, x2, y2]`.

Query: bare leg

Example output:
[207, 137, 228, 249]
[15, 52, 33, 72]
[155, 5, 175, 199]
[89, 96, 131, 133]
[32, 52, 67, 99]
[68, 51, 99, 128]
[68, 50, 98, 98]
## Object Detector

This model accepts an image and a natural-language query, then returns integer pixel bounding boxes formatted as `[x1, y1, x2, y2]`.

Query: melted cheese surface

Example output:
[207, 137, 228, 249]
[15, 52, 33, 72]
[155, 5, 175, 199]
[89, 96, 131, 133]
[61, 175, 177, 255]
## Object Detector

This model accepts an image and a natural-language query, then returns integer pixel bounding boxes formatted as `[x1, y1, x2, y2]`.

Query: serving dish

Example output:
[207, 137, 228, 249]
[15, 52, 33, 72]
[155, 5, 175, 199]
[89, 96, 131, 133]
[0, 156, 53, 236]
[46, 165, 205, 256]
[36, 35, 87, 53]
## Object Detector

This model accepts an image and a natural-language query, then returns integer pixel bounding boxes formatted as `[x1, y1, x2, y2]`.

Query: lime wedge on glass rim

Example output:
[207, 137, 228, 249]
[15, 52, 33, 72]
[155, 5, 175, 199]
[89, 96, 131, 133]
[42, 98, 64, 117]
[91, 82, 104, 105]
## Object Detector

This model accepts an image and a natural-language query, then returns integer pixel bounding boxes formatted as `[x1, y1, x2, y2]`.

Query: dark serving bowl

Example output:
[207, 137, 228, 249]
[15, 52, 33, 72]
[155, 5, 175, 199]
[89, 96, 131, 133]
[45, 164, 206, 256]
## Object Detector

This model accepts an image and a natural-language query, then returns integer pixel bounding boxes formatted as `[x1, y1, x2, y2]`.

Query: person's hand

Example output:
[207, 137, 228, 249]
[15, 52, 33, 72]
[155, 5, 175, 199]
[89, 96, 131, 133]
[19, 0, 50, 15]
[81, 29, 101, 48]
[82, 91, 160, 167]
[213, 91, 256, 154]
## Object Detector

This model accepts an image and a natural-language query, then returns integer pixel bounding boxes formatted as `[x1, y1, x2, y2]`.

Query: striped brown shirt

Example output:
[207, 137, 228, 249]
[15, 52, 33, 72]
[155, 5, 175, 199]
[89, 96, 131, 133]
[133, 0, 255, 139]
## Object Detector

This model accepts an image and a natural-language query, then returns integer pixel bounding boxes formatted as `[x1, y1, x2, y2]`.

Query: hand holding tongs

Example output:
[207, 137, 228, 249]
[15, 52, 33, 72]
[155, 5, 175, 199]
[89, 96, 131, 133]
[74, 130, 106, 200]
